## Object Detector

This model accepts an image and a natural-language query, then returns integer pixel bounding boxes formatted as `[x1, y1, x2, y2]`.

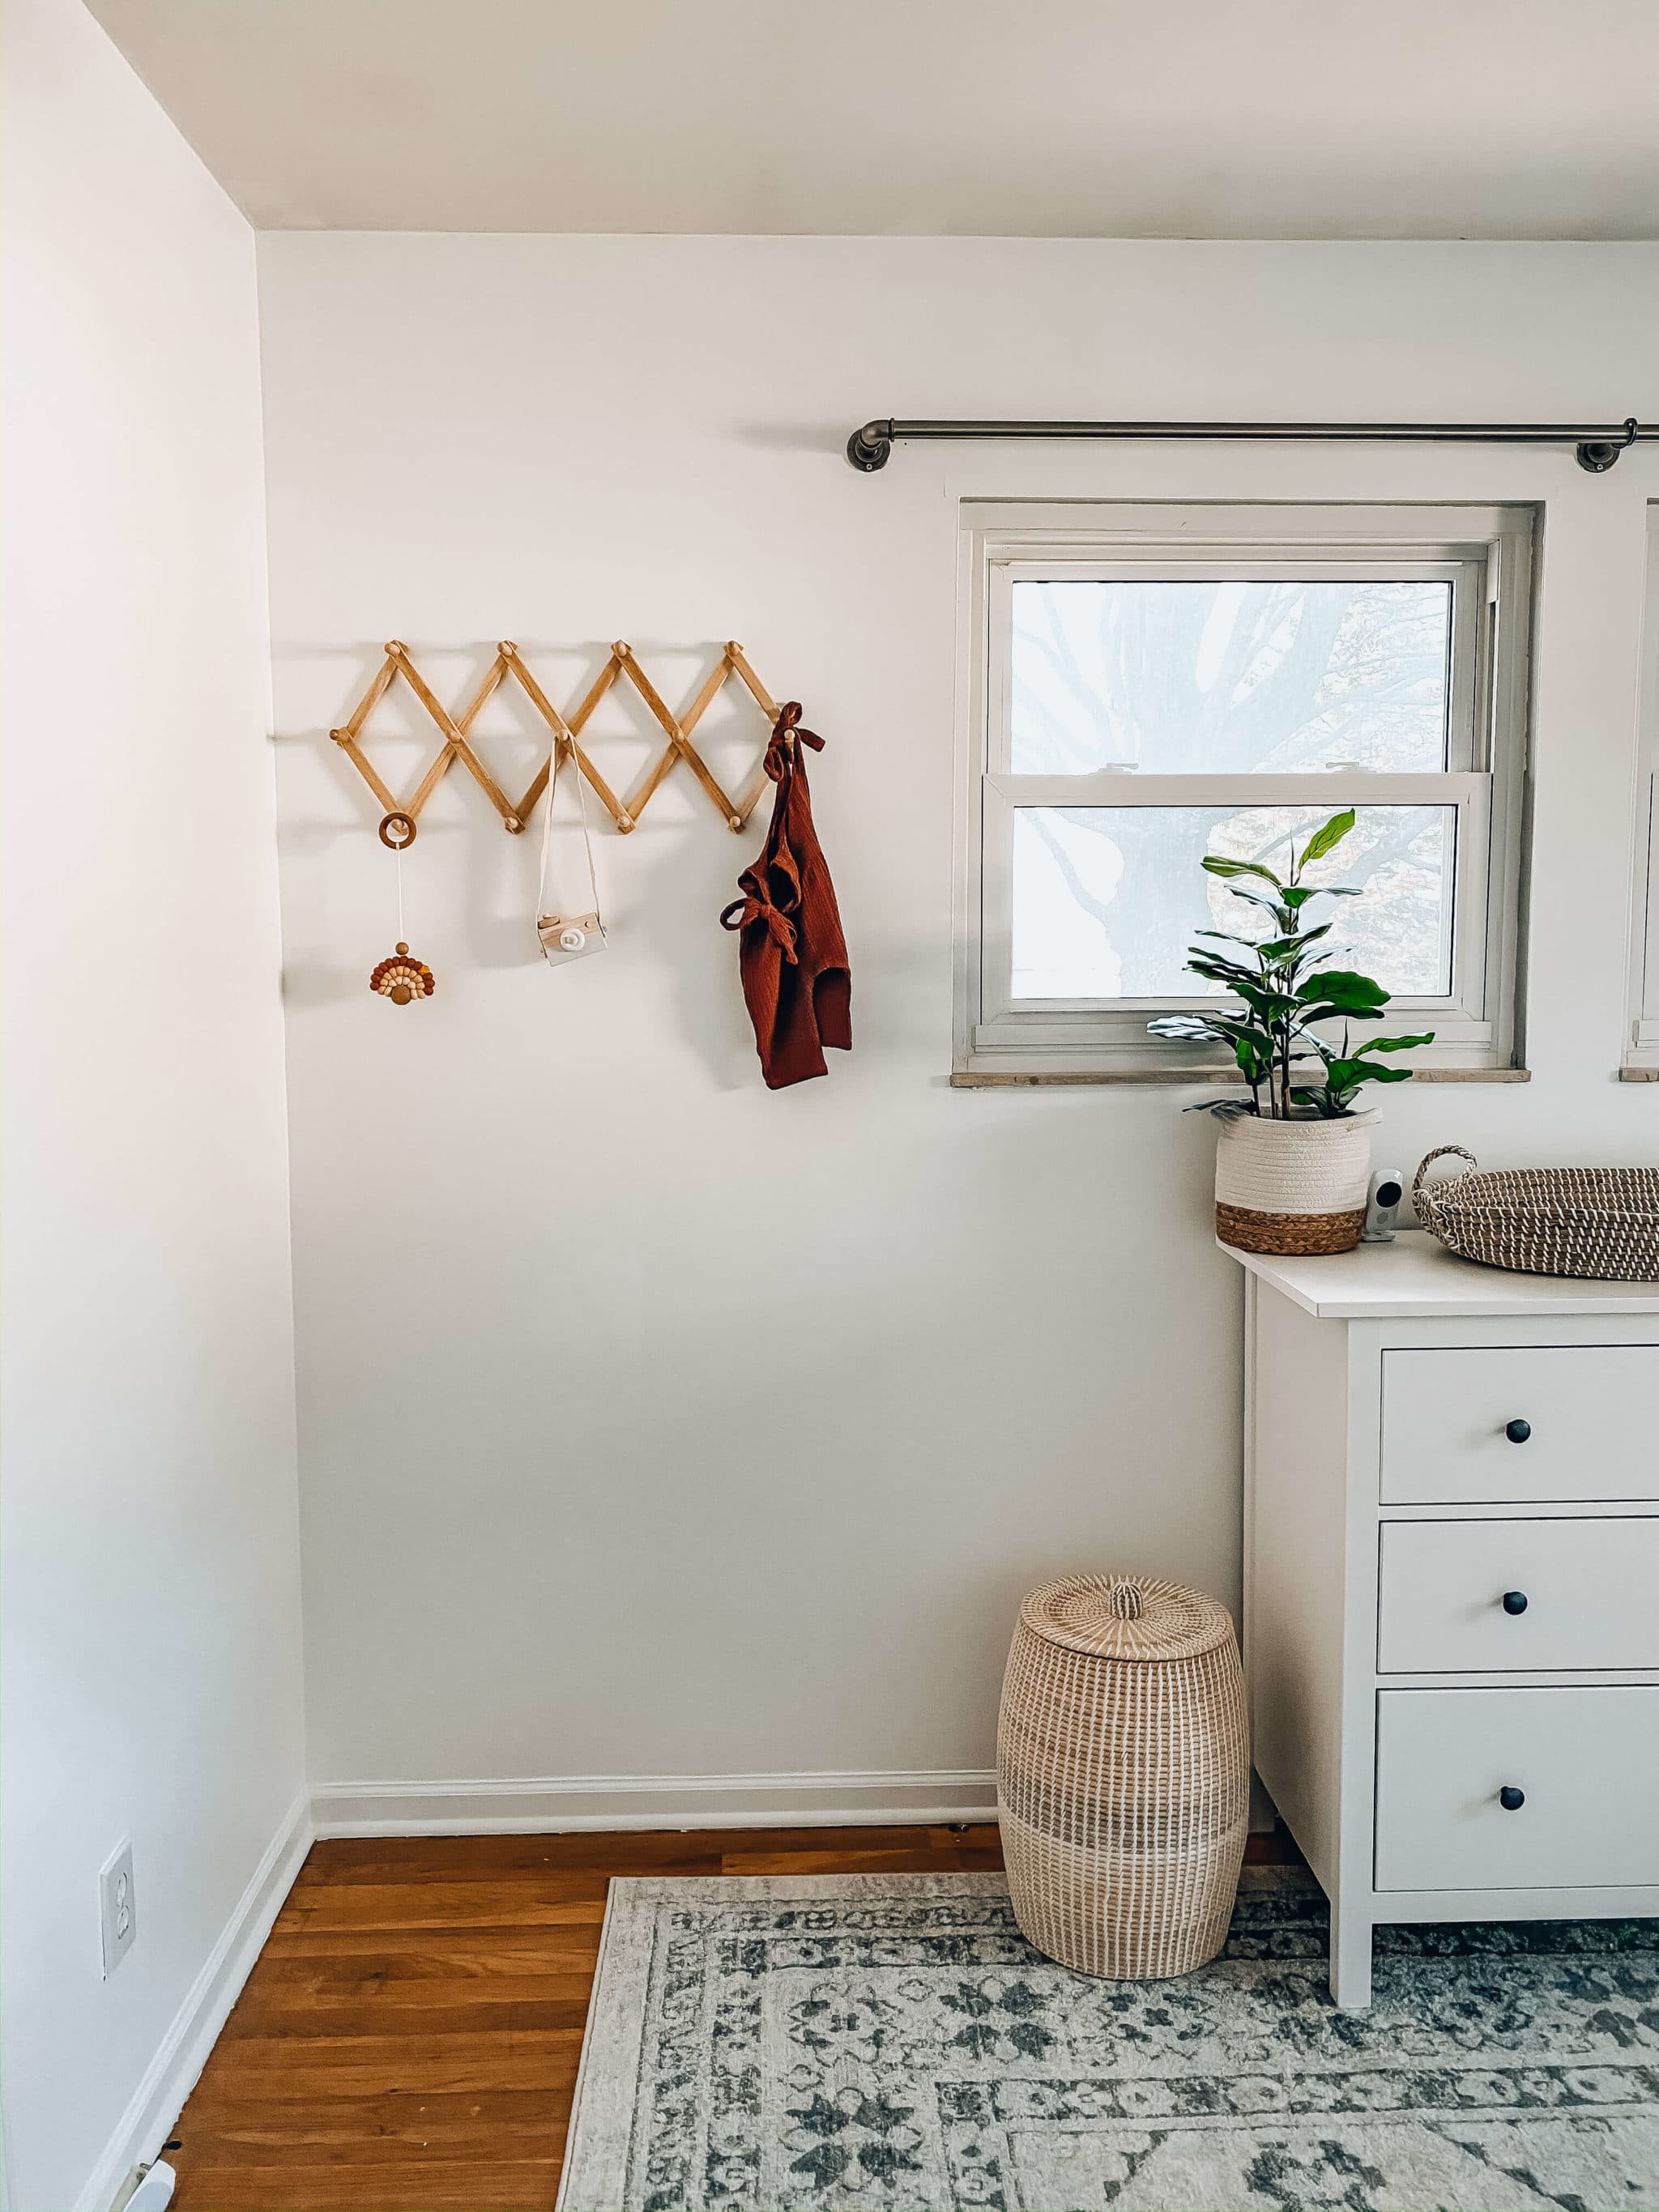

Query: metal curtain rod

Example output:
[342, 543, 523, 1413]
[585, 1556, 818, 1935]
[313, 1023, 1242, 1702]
[845, 416, 1648, 475]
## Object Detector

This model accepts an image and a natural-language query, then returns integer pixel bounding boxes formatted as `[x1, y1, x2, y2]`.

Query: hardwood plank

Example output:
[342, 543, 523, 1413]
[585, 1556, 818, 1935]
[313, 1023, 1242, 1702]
[301, 1831, 726, 1880]
[277, 1877, 611, 1930]
[215, 1993, 596, 2039]
[247, 1940, 603, 1990]
[174, 2160, 561, 2212]
[156, 2090, 561, 2157]
[721, 1843, 1003, 1875]
[186, 2027, 585, 2097]
[258, 1918, 606, 1964]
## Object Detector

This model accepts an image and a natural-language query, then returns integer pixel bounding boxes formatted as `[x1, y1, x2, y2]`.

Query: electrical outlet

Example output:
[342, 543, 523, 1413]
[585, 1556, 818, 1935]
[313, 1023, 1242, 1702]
[116, 2160, 176, 2211]
[100, 1839, 137, 1977]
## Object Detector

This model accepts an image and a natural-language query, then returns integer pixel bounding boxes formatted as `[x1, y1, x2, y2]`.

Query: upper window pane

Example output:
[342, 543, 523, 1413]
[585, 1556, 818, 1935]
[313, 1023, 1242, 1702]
[1009, 579, 1452, 775]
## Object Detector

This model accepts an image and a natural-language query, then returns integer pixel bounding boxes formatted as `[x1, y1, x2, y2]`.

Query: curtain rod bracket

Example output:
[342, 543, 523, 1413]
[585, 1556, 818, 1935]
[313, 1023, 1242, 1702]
[844, 416, 1647, 474]
[1576, 417, 1640, 473]
[847, 420, 894, 471]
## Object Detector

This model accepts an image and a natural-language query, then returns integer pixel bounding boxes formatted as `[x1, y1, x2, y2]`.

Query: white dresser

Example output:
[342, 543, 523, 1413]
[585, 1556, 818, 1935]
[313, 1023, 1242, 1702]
[1231, 1232, 1659, 2010]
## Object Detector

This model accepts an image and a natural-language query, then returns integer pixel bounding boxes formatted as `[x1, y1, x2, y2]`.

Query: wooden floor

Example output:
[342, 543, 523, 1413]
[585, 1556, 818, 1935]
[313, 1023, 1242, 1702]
[168, 1822, 1295, 2212]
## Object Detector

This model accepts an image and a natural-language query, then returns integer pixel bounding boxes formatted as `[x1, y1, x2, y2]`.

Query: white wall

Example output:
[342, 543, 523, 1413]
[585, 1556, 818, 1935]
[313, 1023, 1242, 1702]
[0, 2, 307, 2206]
[255, 235, 1659, 1808]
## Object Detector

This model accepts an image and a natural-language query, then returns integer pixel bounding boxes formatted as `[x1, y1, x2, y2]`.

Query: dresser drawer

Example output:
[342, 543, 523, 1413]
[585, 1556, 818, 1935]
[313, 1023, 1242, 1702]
[1380, 1345, 1659, 1504]
[1375, 1686, 1659, 1890]
[1378, 1517, 1659, 1672]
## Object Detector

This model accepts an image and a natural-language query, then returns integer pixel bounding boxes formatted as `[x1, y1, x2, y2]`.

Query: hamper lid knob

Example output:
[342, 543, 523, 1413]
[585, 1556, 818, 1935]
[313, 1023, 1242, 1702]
[1109, 1579, 1145, 1619]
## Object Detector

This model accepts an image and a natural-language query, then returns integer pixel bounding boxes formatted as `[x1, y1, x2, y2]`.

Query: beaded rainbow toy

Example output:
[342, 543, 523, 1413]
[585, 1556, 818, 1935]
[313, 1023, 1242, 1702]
[369, 943, 436, 1006]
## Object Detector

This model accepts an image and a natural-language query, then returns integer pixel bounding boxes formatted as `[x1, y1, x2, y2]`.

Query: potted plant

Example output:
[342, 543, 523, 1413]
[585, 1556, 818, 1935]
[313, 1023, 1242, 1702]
[1148, 809, 1433, 1255]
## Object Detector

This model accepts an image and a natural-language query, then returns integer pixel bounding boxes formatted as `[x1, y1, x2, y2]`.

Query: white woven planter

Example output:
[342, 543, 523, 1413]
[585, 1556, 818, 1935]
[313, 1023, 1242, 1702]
[1214, 1107, 1377, 1255]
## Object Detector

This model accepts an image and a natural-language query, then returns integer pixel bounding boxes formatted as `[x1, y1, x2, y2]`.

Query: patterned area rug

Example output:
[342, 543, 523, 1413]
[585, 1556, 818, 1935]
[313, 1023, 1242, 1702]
[557, 1869, 1659, 2212]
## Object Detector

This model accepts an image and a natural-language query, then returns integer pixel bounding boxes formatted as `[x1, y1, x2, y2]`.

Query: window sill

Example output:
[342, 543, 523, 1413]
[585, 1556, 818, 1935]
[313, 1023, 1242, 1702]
[1618, 1065, 1659, 1083]
[950, 1066, 1533, 1089]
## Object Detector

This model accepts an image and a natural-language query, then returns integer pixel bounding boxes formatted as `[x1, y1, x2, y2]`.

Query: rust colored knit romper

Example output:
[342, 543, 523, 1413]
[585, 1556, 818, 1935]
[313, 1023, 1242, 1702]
[720, 704, 851, 1089]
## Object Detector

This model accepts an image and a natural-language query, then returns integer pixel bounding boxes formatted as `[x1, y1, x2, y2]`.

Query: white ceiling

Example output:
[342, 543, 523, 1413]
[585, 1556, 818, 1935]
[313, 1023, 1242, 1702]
[87, 0, 1659, 239]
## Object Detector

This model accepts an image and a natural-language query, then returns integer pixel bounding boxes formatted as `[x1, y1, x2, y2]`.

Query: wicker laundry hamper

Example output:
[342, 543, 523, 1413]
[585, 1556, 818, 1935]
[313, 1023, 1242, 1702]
[999, 1573, 1248, 1980]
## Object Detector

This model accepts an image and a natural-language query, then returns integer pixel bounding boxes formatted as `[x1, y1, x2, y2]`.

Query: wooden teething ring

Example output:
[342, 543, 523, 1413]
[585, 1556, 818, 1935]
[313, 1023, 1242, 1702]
[378, 811, 417, 850]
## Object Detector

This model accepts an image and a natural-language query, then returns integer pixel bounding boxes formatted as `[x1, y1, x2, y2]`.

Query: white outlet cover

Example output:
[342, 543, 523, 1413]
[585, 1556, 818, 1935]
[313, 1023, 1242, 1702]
[122, 2162, 176, 2212]
[100, 1837, 137, 1977]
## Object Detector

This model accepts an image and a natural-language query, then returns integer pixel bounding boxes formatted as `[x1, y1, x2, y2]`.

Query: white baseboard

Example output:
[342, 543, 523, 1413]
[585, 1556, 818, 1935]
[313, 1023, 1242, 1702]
[311, 1767, 1000, 1837]
[76, 1793, 313, 2212]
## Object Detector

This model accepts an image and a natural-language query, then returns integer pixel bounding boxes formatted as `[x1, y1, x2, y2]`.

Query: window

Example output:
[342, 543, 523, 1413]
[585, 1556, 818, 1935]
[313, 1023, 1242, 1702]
[955, 503, 1533, 1081]
[1627, 509, 1659, 1078]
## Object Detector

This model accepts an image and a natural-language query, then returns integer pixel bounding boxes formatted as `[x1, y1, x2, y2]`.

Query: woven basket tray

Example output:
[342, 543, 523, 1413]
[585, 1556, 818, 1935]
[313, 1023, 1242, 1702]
[1413, 1146, 1659, 1281]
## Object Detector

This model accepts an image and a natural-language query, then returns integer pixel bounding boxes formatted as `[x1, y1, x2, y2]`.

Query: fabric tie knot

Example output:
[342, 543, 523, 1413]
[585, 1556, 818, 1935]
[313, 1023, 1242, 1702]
[764, 701, 825, 782]
[719, 880, 800, 961]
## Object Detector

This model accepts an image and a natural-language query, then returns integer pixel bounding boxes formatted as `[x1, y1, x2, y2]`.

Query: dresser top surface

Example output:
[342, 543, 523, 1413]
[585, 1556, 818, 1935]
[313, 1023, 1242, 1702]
[1222, 1231, 1659, 1318]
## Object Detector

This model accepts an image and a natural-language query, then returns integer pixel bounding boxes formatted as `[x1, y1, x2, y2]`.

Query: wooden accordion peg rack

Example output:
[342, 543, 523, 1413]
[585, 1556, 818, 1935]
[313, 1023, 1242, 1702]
[331, 640, 783, 837]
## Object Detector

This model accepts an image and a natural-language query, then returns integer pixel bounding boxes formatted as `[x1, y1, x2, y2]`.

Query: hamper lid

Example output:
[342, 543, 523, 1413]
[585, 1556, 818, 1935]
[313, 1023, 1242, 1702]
[1018, 1574, 1235, 1662]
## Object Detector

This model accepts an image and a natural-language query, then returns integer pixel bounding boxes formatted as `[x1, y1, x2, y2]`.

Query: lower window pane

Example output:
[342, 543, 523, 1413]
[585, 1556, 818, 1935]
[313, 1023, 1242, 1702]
[1010, 804, 1456, 1000]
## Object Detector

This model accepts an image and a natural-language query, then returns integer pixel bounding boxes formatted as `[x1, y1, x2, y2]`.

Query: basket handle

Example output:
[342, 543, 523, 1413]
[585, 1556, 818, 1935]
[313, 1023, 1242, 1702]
[1413, 1144, 1478, 1225]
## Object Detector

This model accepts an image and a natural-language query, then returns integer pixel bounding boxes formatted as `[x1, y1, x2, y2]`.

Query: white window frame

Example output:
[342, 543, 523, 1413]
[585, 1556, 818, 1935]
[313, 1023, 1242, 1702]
[1625, 507, 1659, 1076]
[953, 501, 1533, 1083]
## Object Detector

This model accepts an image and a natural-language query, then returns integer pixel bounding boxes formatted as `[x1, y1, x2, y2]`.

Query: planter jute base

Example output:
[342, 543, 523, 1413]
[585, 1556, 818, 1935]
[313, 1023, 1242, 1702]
[1215, 1199, 1368, 1255]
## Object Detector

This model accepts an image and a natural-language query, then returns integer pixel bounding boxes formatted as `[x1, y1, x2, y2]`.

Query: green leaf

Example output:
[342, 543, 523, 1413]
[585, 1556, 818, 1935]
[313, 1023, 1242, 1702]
[1185, 960, 1268, 993]
[1185, 950, 1260, 973]
[1254, 925, 1332, 961]
[1282, 883, 1361, 909]
[1295, 968, 1389, 1009]
[1297, 808, 1356, 870]
[1350, 1031, 1435, 1055]
[1222, 984, 1302, 1019]
[1146, 1014, 1232, 1042]
[1222, 883, 1290, 914]
[1317, 1059, 1363, 1091]
[1201, 855, 1284, 888]
[1323, 1059, 1417, 1092]
[1232, 1034, 1273, 1082]
[1149, 1013, 1266, 1051]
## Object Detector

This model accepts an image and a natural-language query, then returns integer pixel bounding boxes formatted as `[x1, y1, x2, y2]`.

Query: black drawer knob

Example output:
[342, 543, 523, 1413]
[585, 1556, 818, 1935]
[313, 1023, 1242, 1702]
[1499, 1785, 1526, 1811]
[1502, 1590, 1529, 1615]
[1504, 1418, 1532, 1443]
